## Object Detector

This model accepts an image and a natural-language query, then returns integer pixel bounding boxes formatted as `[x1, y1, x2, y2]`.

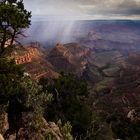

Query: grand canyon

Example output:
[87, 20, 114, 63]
[1, 0, 140, 140]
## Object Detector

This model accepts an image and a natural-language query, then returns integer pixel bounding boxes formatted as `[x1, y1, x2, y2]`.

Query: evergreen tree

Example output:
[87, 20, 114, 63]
[0, 58, 52, 136]
[39, 74, 93, 139]
[0, 0, 31, 54]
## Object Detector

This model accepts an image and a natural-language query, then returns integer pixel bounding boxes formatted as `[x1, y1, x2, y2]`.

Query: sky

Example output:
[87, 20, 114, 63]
[24, 0, 140, 20]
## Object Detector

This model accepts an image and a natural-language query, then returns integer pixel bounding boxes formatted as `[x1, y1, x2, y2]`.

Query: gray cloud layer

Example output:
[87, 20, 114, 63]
[24, 0, 140, 19]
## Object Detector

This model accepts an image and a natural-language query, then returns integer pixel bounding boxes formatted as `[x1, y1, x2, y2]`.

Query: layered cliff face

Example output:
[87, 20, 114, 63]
[12, 42, 90, 81]
[15, 46, 40, 65]
[81, 40, 140, 125]
[93, 57, 140, 124]
[8, 41, 140, 121]
[10, 42, 59, 81]
[47, 41, 140, 120]
[48, 43, 90, 76]
[47, 41, 127, 84]
[2, 38, 140, 139]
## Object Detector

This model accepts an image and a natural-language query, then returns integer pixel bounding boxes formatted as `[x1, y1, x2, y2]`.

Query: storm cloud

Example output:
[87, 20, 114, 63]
[24, 0, 140, 19]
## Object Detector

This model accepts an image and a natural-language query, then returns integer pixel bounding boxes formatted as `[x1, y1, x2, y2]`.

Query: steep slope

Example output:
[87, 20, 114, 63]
[47, 41, 127, 84]
[47, 40, 140, 116]
[48, 43, 90, 76]
[7, 42, 59, 80]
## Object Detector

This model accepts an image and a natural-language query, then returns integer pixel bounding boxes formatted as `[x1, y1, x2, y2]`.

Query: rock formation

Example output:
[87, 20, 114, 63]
[15, 45, 40, 65]
[2, 112, 64, 140]
[10, 42, 59, 81]
[0, 134, 4, 140]
[0, 111, 9, 135]
[48, 43, 90, 76]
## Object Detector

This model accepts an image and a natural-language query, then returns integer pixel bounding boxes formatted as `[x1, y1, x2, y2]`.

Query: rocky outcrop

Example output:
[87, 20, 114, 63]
[0, 106, 64, 140]
[15, 43, 41, 65]
[19, 112, 64, 140]
[8, 42, 59, 80]
[127, 109, 140, 123]
[0, 134, 4, 140]
[0, 111, 9, 135]
[5, 112, 64, 140]
[48, 43, 90, 76]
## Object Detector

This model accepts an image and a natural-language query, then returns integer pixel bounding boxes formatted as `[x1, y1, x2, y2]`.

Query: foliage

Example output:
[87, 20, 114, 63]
[20, 77, 53, 114]
[0, 58, 24, 104]
[0, 57, 52, 132]
[39, 73, 93, 138]
[0, 0, 31, 53]
[109, 115, 140, 140]
[45, 132, 57, 140]
[58, 120, 73, 140]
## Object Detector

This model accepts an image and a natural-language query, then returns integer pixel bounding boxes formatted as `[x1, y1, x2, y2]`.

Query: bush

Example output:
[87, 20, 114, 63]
[39, 73, 93, 138]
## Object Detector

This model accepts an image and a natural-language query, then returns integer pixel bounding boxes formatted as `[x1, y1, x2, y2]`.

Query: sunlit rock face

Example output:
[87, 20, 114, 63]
[8, 42, 59, 81]
[15, 48, 39, 65]
[0, 134, 4, 140]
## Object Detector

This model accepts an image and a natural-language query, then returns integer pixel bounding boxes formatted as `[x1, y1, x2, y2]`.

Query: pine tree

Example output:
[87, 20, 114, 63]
[0, 0, 31, 54]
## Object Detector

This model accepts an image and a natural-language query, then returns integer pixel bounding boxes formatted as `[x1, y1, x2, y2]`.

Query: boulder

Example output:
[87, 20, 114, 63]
[17, 112, 64, 140]
[0, 134, 4, 140]
[0, 112, 9, 135]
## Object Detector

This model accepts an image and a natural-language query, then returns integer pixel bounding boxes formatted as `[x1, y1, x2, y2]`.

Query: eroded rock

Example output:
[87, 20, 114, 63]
[0, 112, 9, 135]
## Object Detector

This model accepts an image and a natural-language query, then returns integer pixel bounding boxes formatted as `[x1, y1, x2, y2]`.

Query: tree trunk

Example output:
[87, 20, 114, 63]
[0, 30, 6, 54]
[10, 30, 16, 46]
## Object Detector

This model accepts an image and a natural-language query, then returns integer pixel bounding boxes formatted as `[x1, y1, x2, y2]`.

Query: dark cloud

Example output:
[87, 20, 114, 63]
[23, 0, 140, 19]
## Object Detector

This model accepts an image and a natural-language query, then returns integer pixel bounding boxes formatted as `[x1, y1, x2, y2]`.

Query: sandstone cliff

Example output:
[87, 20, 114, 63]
[8, 42, 59, 81]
